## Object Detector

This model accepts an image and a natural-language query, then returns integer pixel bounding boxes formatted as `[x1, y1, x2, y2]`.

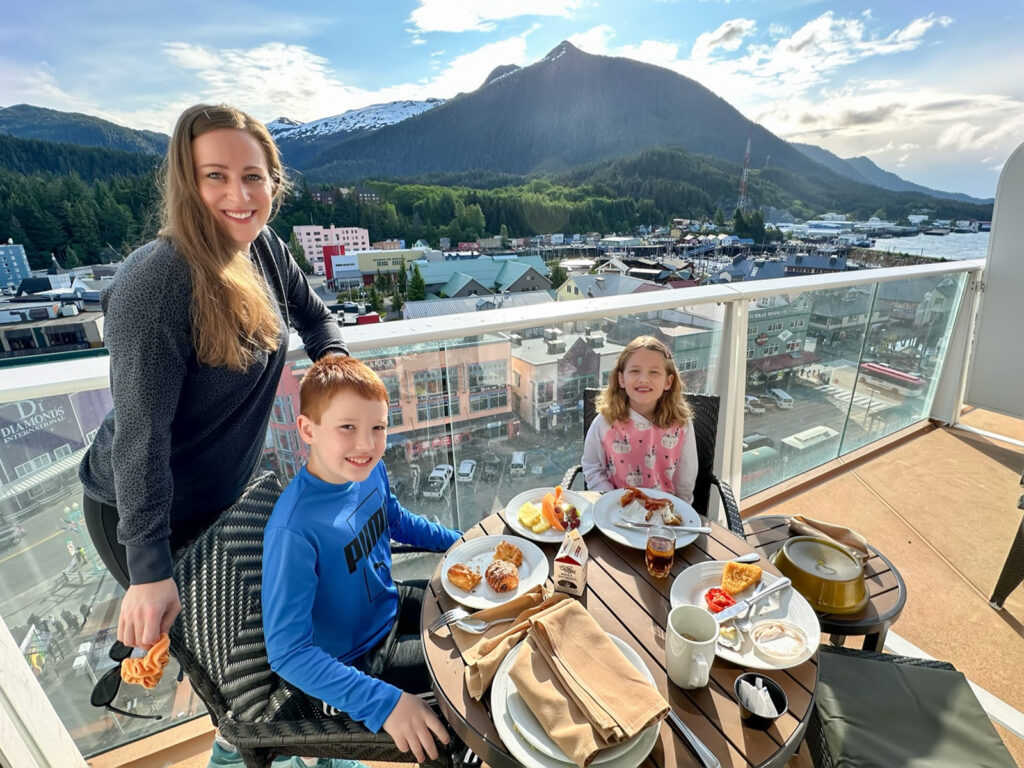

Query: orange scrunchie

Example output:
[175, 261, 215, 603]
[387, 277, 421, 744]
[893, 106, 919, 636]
[120, 633, 171, 689]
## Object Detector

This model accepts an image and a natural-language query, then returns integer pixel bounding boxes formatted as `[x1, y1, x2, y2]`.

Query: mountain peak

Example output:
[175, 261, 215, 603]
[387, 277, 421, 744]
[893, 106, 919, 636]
[543, 40, 581, 62]
[483, 64, 521, 87]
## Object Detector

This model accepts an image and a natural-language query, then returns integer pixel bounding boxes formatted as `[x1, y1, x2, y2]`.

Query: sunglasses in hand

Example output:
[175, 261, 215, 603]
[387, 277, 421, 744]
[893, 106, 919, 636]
[89, 640, 163, 720]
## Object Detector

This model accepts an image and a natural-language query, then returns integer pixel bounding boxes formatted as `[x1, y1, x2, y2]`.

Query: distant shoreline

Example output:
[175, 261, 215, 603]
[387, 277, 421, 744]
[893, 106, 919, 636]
[849, 247, 947, 267]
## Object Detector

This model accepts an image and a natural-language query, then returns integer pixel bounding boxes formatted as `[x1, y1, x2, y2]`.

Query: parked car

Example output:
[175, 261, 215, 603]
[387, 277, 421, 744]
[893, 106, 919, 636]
[421, 464, 454, 499]
[456, 459, 477, 483]
[0, 519, 25, 551]
[341, 301, 359, 314]
[509, 451, 528, 477]
[480, 454, 504, 481]
[742, 433, 776, 451]
[765, 388, 794, 409]
[744, 395, 766, 415]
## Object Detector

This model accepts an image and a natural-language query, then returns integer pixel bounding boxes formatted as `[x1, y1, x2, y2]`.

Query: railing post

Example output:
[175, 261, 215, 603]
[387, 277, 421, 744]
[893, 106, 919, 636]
[713, 293, 749, 515]
[929, 268, 984, 425]
[0, 615, 88, 768]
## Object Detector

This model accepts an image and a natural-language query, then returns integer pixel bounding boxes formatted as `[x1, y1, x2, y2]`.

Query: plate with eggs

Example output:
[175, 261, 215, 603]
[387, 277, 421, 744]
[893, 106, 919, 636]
[504, 487, 595, 543]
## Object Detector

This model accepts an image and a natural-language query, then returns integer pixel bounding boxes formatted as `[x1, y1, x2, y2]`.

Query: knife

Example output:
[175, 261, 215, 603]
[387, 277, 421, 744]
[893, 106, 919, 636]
[713, 577, 792, 624]
[666, 710, 720, 768]
[613, 521, 712, 534]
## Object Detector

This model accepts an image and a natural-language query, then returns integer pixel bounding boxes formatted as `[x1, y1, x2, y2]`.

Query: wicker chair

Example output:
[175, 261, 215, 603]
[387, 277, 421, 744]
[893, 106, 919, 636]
[561, 389, 744, 537]
[806, 645, 1016, 768]
[168, 471, 457, 768]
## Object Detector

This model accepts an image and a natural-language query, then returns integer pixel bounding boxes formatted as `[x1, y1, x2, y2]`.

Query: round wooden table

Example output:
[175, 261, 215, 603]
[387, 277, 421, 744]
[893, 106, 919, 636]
[421, 505, 818, 768]
[742, 515, 908, 652]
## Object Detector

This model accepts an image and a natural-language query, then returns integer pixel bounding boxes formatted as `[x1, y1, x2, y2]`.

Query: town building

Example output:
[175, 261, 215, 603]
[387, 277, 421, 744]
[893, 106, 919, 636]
[558, 273, 664, 300]
[411, 255, 550, 297]
[0, 242, 31, 292]
[292, 225, 371, 275]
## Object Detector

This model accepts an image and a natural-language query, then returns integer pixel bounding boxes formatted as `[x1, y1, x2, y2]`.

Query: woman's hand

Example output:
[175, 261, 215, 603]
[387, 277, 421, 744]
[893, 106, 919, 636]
[383, 692, 450, 763]
[118, 578, 181, 649]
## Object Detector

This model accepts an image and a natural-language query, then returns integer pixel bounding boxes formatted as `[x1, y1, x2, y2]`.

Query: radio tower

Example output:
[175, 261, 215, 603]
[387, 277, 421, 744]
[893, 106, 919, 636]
[736, 137, 751, 211]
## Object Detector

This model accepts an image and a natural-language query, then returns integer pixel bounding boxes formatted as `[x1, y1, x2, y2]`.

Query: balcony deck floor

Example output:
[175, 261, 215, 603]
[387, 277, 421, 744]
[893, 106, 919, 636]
[96, 408, 1024, 768]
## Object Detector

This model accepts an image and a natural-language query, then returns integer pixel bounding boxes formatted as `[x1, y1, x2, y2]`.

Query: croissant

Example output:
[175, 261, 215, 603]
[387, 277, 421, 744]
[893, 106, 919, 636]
[446, 563, 481, 592]
[485, 560, 519, 592]
[493, 541, 523, 567]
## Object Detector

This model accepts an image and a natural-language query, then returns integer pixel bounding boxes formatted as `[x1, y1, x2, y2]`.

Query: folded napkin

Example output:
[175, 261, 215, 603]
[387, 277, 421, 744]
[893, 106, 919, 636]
[121, 633, 170, 689]
[451, 587, 571, 699]
[788, 514, 870, 563]
[510, 600, 669, 768]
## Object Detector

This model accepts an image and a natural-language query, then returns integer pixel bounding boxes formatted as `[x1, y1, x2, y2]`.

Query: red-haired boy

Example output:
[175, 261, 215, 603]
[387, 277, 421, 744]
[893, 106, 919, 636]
[262, 355, 460, 764]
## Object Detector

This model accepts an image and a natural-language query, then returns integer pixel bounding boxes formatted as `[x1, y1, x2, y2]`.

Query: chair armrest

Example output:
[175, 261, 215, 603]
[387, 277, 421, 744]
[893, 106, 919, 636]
[562, 464, 584, 490]
[709, 474, 744, 538]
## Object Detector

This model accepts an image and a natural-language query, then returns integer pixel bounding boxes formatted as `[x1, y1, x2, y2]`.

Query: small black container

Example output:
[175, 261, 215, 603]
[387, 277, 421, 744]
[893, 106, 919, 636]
[734, 672, 788, 730]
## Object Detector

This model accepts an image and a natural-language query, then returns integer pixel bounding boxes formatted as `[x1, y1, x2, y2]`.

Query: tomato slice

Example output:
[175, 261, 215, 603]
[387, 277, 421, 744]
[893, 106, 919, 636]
[704, 587, 737, 613]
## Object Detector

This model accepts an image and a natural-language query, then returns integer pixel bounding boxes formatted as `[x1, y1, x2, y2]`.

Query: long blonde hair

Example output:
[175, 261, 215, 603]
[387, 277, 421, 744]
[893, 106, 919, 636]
[159, 104, 286, 371]
[597, 336, 693, 429]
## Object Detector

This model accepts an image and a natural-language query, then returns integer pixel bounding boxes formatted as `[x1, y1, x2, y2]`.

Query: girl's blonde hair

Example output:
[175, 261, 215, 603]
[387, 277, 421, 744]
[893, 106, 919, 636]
[159, 104, 287, 371]
[596, 335, 693, 429]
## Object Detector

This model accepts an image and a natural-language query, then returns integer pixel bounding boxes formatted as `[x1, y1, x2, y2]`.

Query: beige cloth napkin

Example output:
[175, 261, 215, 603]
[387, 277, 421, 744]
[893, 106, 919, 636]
[788, 514, 870, 563]
[510, 600, 669, 768]
[451, 587, 571, 699]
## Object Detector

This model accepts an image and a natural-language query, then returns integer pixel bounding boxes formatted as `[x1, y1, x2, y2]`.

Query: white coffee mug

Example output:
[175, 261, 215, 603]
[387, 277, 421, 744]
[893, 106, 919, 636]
[666, 604, 717, 689]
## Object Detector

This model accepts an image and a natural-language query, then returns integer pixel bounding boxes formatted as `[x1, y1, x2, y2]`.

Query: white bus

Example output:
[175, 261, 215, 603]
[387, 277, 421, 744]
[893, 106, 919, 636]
[780, 425, 840, 459]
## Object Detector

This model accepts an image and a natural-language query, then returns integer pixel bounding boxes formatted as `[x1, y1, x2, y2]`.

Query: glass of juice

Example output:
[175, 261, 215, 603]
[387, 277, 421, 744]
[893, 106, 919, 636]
[646, 526, 675, 579]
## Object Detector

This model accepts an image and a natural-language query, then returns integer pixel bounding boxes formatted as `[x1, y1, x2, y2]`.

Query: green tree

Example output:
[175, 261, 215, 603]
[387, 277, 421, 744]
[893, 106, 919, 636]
[547, 259, 568, 289]
[288, 232, 313, 274]
[396, 265, 408, 294]
[408, 263, 426, 301]
[499, 223, 509, 249]
[368, 286, 385, 315]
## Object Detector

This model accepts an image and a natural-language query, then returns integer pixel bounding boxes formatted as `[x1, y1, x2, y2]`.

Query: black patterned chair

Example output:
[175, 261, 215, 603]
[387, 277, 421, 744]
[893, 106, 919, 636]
[989, 470, 1024, 610]
[168, 471, 458, 768]
[805, 645, 1016, 768]
[561, 389, 744, 538]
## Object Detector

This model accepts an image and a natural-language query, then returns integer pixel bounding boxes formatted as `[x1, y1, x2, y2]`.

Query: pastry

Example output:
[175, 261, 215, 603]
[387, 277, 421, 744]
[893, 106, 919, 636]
[493, 541, 524, 567]
[721, 561, 762, 595]
[485, 560, 519, 592]
[446, 563, 481, 592]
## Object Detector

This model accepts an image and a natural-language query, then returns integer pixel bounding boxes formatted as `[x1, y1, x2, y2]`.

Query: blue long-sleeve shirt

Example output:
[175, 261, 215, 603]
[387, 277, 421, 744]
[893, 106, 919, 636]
[262, 463, 460, 732]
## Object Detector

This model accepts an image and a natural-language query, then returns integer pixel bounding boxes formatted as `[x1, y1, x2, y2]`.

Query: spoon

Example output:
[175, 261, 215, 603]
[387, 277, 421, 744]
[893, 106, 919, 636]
[726, 552, 760, 564]
[454, 616, 516, 634]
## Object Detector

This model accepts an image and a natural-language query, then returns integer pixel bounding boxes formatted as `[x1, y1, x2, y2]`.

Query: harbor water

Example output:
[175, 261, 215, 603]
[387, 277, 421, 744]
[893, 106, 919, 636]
[867, 231, 989, 261]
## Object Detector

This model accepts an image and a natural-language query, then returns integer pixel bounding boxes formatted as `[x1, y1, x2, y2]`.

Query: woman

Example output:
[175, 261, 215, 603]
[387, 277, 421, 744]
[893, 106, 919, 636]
[79, 104, 348, 651]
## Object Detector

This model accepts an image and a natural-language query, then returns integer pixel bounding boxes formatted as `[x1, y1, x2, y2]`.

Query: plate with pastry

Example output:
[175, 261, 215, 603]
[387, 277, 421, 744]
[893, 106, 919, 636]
[592, 487, 702, 550]
[669, 561, 820, 670]
[505, 486, 595, 543]
[440, 534, 549, 610]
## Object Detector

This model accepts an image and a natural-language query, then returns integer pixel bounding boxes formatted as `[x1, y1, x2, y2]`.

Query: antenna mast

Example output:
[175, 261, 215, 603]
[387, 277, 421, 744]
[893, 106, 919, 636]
[736, 137, 751, 211]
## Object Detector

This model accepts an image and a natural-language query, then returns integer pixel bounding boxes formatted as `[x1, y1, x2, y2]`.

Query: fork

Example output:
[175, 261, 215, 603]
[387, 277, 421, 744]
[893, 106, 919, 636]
[427, 607, 470, 634]
[735, 581, 768, 634]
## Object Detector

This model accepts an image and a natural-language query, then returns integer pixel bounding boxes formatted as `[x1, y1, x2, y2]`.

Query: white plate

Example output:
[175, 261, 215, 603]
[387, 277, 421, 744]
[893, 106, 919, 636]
[490, 634, 660, 768]
[440, 535, 549, 610]
[669, 561, 820, 670]
[504, 488, 595, 543]
[592, 488, 702, 550]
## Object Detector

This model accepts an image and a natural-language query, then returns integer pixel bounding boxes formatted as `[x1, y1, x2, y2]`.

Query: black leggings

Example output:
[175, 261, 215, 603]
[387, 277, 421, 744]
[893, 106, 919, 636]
[82, 493, 131, 589]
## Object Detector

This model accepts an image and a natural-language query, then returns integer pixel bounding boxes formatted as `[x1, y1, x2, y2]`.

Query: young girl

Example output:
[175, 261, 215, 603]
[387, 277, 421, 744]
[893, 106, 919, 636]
[581, 336, 698, 503]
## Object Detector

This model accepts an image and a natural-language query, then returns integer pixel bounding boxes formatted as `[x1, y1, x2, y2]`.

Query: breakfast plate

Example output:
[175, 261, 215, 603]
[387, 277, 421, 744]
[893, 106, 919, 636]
[592, 488, 702, 550]
[491, 634, 659, 768]
[504, 488, 595, 543]
[670, 561, 820, 670]
[440, 534, 548, 610]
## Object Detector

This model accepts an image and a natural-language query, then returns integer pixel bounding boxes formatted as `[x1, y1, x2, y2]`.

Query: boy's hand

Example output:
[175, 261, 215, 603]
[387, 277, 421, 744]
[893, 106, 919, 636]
[383, 692, 450, 763]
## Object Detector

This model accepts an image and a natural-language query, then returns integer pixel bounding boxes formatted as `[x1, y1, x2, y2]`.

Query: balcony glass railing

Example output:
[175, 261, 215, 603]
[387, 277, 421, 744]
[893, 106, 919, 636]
[0, 258, 981, 756]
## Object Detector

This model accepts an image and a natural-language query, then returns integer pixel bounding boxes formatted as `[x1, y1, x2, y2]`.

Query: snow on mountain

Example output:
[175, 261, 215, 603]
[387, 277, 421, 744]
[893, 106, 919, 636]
[266, 116, 303, 136]
[272, 99, 445, 140]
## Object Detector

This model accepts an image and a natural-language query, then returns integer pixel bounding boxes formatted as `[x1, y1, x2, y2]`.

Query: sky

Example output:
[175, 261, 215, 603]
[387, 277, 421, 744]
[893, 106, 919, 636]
[3, 1, 1022, 199]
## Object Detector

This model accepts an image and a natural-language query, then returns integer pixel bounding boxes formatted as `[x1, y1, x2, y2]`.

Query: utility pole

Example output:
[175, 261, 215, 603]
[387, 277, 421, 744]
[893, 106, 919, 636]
[736, 137, 751, 212]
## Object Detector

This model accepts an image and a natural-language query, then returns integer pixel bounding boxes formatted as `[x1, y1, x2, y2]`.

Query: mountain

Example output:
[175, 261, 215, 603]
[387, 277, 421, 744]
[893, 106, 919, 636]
[266, 116, 303, 136]
[272, 99, 444, 169]
[0, 133, 160, 181]
[793, 142, 992, 205]
[297, 41, 829, 183]
[0, 104, 168, 155]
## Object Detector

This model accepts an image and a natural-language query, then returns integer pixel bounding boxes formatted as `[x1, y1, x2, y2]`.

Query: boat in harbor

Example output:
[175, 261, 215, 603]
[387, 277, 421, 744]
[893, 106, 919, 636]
[923, 227, 950, 236]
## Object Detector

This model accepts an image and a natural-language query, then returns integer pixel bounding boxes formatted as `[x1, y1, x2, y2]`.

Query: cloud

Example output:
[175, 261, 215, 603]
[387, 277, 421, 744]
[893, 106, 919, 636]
[691, 19, 756, 59]
[407, 0, 581, 34]
[155, 37, 531, 127]
[568, 25, 615, 56]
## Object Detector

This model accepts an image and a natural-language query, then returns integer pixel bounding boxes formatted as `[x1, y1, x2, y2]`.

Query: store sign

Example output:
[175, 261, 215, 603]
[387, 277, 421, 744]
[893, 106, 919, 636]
[1, 399, 68, 446]
[365, 358, 397, 372]
[755, 333, 769, 347]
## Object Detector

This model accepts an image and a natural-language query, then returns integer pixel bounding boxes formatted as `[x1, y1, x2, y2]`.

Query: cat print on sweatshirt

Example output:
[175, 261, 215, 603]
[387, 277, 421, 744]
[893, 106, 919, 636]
[612, 433, 632, 454]
[661, 428, 680, 449]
